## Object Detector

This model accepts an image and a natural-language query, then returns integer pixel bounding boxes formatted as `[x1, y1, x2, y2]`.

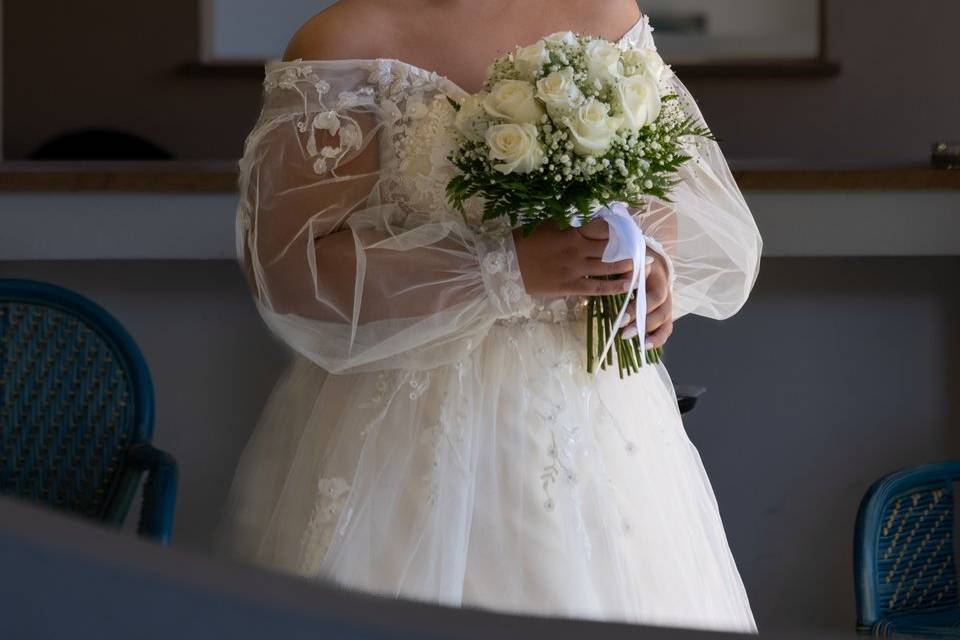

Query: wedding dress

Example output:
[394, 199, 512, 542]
[218, 14, 762, 633]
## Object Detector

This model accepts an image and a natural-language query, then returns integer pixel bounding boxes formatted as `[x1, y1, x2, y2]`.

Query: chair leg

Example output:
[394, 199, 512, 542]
[127, 444, 178, 545]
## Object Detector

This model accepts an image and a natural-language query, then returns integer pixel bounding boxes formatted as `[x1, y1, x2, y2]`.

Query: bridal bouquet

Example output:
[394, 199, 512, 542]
[446, 29, 713, 377]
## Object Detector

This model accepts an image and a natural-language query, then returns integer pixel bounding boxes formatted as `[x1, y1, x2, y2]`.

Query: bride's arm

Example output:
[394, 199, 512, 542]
[240, 113, 508, 325]
[238, 81, 538, 374]
[637, 73, 763, 323]
[238, 60, 636, 374]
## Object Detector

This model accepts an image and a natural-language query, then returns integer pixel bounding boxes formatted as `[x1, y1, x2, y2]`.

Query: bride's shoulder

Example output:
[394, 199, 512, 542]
[282, 0, 398, 62]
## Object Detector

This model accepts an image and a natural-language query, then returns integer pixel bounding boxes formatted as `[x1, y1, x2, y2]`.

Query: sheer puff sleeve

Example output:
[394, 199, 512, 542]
[236, 60, 535, 374]
[638, 72, 763, 323]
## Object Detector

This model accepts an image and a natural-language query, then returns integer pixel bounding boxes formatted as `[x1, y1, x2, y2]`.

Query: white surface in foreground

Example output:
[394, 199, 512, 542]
[0, 496, 841, 639]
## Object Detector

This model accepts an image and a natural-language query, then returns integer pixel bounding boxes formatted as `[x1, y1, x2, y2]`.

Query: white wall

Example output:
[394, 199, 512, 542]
[643, 0, 820, 59]
[199, 0, 820, 63]
[643, 0, 818, 37]
[203, 0, 336, 61]
[5, 190, 960, 260]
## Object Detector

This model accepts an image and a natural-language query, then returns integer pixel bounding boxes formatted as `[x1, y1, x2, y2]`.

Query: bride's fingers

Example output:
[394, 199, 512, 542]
[619, 260, 663, 338]
[618, 299, 638, 336]
[646, 279, 669, 311]
[644, 315, 674, 350]
[572, 275, 636, 296]
[645, 296, 673, 334]
[580, 237, 610, 258]
[585, 259, 633, 277]
[576, 219, 609, 241]
[577, 257, 655, 297]
[646, 264, 670, 310]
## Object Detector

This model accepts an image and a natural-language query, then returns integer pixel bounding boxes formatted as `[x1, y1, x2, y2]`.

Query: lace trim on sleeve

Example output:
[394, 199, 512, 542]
[475, 228, 535, 319]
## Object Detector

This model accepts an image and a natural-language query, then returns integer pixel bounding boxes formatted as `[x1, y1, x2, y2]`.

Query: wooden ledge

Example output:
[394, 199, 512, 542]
[0, 161, 957, 193]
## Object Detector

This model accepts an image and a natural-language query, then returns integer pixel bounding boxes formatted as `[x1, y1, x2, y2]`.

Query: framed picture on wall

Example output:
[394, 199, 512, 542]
[193, 0, 837, 77]
[645, 0, 823, 62]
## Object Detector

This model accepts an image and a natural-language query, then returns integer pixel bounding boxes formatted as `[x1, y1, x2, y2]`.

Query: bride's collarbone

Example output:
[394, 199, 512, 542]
[375, 37, 509, 93]
[363, 21, 644, 93]
[357, 3, 641, 87]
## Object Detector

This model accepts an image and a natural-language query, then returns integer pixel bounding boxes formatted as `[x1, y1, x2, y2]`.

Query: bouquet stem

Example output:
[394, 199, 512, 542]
[585, 294, 664, 376]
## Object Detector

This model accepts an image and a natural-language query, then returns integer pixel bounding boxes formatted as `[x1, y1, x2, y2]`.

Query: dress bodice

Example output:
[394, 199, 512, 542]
[242, 13, 761, 373]
[261, 15, 655, 232]
[223, 17, 759, 627]
[369, 16, 655, 227]
[313, 18, 658, 325]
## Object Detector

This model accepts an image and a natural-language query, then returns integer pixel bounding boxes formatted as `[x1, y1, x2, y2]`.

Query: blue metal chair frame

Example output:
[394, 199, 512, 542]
[854, 461, 960, 637]
[0, 279, 177, 544]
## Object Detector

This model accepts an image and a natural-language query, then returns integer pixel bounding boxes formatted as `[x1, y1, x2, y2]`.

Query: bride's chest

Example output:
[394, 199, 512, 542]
[385, 92, 462, 218]
[357, 61, 590, 322]
[362, 61, 481, 222]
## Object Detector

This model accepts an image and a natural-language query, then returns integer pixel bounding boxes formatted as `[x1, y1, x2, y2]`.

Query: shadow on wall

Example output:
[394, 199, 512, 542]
[29, 130, 173, 160]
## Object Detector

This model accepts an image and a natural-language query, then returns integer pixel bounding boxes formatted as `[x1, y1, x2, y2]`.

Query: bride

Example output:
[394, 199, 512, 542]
[218, 0, 763, 633]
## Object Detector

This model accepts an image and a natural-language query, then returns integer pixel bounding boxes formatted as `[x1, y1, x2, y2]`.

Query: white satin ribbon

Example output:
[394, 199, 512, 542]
[571, 201, 646, 373]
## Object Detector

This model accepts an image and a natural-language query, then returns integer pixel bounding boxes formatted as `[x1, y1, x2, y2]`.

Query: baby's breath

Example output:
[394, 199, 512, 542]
[447, 32, 714, 228]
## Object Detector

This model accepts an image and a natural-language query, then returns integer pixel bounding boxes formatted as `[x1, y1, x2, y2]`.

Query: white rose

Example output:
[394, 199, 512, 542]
[483, 80, 546, 124]
[486, 123, 545, 175]
[544, 30, 578, 47]
[585, 39, 623, 83]
[615, 74, 662, 130]
[514, 41, 550, 79]
[454, 93, 486, 141]
[536, 67, 583, 116]
[564, 98, 623, 156]
[623, 47, 669, 82]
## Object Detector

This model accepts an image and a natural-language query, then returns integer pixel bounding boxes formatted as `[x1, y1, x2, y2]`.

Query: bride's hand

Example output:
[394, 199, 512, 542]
[513, 220, 636, 298]
[512, 220, 674, 348]
[618, 251, 674, 348]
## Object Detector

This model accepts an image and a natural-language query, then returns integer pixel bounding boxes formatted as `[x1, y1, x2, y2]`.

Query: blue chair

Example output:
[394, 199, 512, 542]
[0, 279, 177, 544]
[854, 461, 960, 637]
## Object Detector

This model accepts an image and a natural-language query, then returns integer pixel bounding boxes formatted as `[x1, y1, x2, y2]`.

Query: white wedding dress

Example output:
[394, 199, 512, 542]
[218, 15, 763, 634]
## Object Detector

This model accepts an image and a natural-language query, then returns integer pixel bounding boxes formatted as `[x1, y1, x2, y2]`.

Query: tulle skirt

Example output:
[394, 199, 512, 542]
[216, 317, 757, 633]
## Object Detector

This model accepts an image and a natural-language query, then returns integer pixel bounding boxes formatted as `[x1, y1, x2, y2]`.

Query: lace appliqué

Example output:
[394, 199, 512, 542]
[264, 60, 373, 175]
[356, 370, 431, 441]
[263, 61, 327, 95]
[299, 476, 352, 574]
[358, 369, 430, 406]
[358, 371, 395, 410]
[357, 60, 487, 227]
[541, 428, 578, 513]
[418, 360, 474, 507]
[535, 390, 584, 508]
[394, 94, 463, 221]
[476, 228, 535, 319]
[405, 370, 432, 401]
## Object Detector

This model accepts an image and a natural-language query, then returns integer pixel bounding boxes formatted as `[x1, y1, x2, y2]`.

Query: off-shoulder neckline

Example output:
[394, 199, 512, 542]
[265, 13, 650, 97]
